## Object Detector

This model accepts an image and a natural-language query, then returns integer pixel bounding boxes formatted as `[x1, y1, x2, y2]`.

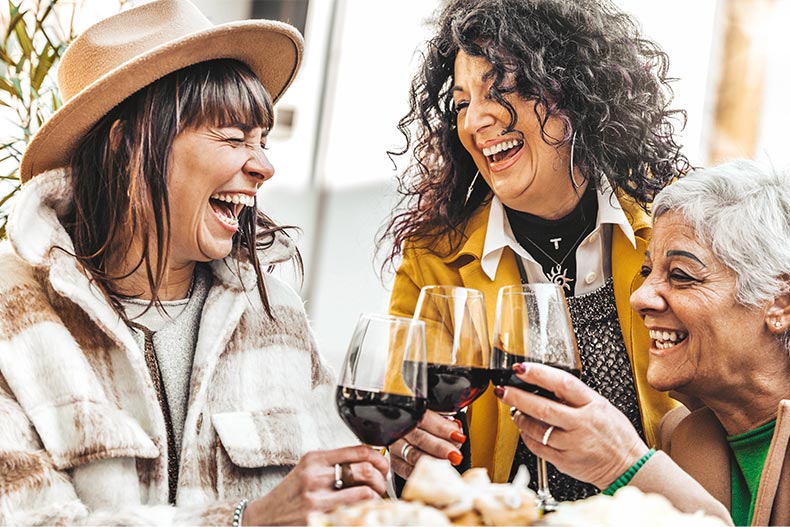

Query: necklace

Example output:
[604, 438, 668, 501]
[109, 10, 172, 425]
[520, 220, 594, 292]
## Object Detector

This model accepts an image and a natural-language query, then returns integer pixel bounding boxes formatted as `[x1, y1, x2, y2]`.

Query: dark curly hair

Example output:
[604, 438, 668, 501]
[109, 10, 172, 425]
[379, 0, 689, 269]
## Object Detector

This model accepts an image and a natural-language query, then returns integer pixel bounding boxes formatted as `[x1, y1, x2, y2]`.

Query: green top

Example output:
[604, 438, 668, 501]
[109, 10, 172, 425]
[727, 419, 776, 526]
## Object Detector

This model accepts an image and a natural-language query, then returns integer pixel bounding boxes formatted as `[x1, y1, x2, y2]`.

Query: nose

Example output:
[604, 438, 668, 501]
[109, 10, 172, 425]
[460, 97, 497, 136]
[630, 273, 668, 317]
[244, 148, 274, 184]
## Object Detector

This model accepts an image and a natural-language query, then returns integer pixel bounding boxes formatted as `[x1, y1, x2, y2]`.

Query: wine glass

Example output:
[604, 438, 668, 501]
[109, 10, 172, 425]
[413, 285, 490, 416]
[335, 313, 428, 449]
[490, 283, 582, 512]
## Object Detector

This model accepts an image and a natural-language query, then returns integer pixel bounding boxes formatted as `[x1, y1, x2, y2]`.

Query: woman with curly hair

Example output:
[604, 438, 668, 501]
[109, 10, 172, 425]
[381, 0, 690, 502]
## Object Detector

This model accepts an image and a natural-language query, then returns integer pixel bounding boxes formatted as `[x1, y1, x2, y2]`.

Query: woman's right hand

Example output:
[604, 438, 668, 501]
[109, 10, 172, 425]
[389, 409, 466, 479]
[243, 445, 389, 526]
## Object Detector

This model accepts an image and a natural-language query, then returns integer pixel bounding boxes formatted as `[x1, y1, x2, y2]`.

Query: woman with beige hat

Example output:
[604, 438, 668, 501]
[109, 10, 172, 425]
[0, 1, 386, 525]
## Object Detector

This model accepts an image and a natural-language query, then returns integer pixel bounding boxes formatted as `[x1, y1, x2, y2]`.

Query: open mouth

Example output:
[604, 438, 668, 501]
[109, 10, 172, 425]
[483, 138, 524, 164]
[649, 329, 689, 350]
[209, 193, 255, 228]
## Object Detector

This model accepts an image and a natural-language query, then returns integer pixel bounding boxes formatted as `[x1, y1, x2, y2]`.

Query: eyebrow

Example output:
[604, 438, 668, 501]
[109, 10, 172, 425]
[666, 250, 706, 267]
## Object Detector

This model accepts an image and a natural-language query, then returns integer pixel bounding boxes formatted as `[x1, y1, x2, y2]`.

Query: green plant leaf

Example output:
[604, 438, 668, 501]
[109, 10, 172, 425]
[31, 42, 56, 91]
[0, 76, 17, 98]
[12, 14, 34, 60]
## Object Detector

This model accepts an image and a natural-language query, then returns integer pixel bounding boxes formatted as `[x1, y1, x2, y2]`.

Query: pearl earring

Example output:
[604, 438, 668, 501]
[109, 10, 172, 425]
[774, 320, 782, 328]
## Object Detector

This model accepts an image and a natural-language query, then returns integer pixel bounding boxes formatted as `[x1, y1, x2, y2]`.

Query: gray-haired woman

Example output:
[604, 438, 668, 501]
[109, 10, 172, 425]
[498, 159, 790, 525]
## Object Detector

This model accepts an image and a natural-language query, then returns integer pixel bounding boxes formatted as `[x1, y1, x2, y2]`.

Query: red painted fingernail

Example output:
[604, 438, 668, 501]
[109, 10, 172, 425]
[447, 451, 463, 466]
[450, 431, 467, 443]
[494, 385, 506, 398]
[512, 362, 527, 374]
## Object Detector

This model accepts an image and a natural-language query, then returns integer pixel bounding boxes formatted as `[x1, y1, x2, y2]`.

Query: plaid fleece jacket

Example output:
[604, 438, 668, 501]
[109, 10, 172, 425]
[0, 169, 354, 525]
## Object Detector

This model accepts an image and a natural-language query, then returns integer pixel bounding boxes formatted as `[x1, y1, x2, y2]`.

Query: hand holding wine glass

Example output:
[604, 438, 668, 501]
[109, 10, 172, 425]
[491, 283, 582, 512]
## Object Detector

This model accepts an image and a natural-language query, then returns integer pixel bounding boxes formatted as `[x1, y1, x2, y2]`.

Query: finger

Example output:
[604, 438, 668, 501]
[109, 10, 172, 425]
[390, 453, 414, 479]
[345, 461, 388, 496]
[389, 439, 421, 466]
[512, 412, 568, 451]
[513, 362, 593, 407]
[328, 485, 383, 509]
[419, 410, 466, 446]
[404, 425, 463, 466]
[321, 445, 389, 476]
[498, 385, 575, 430]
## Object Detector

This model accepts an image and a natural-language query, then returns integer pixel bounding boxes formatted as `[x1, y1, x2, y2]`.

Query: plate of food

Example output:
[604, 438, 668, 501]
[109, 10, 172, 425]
[309, 457, 728, 527]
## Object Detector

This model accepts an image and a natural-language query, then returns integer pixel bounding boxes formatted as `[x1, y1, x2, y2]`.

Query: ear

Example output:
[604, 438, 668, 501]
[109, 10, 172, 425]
[765, 292, 790, 334]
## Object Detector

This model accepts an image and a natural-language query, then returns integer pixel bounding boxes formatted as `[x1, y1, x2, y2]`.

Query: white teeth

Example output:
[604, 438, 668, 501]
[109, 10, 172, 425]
[649, 329, 688, 349]
[210, 193, 255, 207]
[482, 139, 522, 157]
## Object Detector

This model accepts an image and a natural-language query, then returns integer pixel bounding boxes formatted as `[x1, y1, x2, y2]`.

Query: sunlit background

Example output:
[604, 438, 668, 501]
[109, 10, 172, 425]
[3, 0, 789, 370]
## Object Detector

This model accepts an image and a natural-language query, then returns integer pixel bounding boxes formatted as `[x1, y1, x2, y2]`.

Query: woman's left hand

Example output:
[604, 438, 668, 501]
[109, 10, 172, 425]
[495, 362, 649, 490]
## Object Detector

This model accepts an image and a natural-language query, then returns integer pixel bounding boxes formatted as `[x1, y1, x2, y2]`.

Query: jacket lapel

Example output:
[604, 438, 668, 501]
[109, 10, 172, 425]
[754, 400, 790, 526]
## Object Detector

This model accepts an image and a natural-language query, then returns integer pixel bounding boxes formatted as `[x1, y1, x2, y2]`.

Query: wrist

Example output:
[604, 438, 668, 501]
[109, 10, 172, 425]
[601, 448, 655, 496]
[232, 498, 249, 527]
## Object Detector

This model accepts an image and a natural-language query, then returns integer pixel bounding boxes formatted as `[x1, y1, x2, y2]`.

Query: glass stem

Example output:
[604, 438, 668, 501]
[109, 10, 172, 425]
[536, 456, 559, 512]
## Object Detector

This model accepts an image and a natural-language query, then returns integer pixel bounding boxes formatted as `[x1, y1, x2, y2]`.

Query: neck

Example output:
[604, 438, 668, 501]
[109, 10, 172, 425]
[697, 361, 790, 436]
[107, 240, 197, 301]
[505, 172, 589, 220]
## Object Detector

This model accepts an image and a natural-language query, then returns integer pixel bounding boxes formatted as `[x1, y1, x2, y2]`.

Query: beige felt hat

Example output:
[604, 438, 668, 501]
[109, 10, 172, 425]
[19, 0, 303, 182]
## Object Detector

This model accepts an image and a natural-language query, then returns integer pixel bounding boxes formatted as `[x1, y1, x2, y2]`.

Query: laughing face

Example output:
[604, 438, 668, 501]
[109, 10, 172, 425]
[630, 211, 775, 398]
[167, 125, 272, 264]
[452, 50, 582, 218]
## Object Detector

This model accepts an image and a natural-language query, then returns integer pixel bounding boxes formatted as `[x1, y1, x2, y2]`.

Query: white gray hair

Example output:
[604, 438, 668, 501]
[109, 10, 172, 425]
[652, 159, 790, 308]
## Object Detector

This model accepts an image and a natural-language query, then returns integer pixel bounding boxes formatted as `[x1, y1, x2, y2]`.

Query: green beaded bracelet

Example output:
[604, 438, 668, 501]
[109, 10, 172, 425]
[231, 498, 248, 527]
[602, 448, 656, 496]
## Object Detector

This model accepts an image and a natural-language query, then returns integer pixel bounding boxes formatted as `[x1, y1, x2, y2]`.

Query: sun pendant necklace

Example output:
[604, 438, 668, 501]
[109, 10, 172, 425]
[521, 220, 594, 292]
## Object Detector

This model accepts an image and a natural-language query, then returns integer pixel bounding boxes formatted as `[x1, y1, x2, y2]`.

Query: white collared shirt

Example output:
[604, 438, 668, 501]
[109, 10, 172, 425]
[480, 180, 637, 295]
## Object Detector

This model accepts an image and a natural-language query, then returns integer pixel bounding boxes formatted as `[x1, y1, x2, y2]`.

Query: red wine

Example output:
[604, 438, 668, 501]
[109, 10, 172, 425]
[490, 347, 580, 401]
[335, 386, 427, 447]
[404, 360, 489, 414]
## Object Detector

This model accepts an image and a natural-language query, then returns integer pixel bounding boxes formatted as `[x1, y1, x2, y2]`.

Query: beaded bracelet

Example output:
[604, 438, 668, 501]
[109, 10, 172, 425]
[602, 448, 656, 496]
[231, 498, 248, 527]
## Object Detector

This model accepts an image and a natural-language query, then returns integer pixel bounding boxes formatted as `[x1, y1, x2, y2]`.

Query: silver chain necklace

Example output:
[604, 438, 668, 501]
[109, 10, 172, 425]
[520, 220, 594, 292]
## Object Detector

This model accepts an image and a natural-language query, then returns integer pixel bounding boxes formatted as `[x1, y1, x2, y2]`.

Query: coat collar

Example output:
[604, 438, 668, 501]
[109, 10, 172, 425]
[8, 168, 297, 294]
[439, 184, 651, 268]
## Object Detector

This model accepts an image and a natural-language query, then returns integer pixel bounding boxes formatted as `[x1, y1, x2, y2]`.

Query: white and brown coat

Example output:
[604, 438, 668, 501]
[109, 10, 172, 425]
[0, 170, 355, 525]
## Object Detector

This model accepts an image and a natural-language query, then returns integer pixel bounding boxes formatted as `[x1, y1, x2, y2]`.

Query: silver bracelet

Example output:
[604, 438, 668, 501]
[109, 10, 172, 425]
[231, 498, 248, 527]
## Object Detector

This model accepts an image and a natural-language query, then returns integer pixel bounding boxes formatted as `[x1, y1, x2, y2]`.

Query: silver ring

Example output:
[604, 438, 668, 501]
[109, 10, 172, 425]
[542, 425, 555, 447]
[400, 442, 414, 463]
[333, 463, 344, 490]
[509, 406, 522, 419]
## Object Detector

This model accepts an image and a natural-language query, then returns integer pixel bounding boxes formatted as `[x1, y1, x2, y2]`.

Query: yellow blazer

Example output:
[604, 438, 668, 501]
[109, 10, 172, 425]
[389, 196, 679, 482]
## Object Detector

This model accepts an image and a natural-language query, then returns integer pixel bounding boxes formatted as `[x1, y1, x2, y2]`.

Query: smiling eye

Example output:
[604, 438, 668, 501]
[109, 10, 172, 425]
[452, 100, 469, 114]
[639, 265, 652, 278]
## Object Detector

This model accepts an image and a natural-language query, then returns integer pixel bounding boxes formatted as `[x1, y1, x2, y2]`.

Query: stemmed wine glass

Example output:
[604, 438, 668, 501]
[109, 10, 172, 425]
[335, 313, 428, 449]
[490, 283, 582, 512]
[413, 285, 490, 416]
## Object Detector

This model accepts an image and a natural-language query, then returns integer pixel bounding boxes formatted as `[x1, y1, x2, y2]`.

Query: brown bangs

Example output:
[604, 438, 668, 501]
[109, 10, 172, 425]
[177, 59, 274, 133]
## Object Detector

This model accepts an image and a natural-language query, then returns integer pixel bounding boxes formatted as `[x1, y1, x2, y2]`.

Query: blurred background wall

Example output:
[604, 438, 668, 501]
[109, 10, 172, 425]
[5, 0, 790, 371]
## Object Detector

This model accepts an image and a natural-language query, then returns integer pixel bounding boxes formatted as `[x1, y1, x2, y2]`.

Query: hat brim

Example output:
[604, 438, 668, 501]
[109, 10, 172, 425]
[20, 19, 302, 182]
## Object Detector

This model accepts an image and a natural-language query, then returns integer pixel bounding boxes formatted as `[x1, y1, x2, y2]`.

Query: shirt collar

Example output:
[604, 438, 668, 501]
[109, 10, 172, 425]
[480, 180, 636, 280]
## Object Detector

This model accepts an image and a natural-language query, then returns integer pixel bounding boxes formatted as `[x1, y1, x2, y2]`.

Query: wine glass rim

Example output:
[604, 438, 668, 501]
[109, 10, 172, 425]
[419, 285, 485, 298]
[359, 312, 426, 327]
